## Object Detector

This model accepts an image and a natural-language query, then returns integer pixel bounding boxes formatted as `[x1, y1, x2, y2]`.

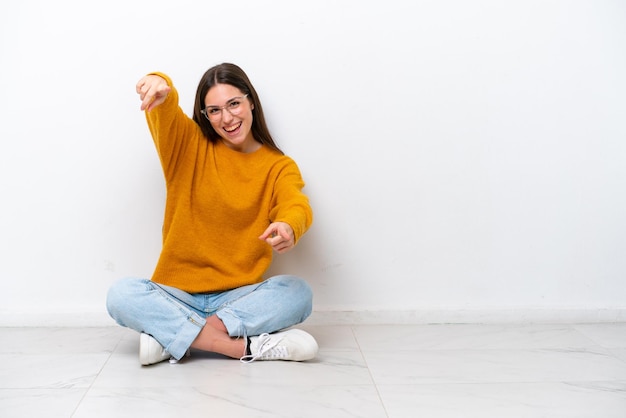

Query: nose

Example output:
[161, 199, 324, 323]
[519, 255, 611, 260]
[221, 107, 234, 123]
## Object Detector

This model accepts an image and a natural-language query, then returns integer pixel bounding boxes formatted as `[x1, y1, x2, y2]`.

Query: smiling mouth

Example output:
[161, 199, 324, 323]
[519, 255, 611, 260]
[224, 122, 242, 133]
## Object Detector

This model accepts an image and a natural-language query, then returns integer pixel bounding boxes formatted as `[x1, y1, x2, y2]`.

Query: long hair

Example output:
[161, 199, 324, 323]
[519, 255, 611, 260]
[192, 63, 283, 155]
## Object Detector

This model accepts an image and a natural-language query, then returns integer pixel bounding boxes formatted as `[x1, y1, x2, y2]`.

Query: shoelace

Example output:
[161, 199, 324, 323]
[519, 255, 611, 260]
[240, 333, 287, 363]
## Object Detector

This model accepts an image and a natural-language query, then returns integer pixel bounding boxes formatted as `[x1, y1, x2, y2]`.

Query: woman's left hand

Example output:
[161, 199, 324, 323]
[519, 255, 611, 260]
[259, 222, 295, 254]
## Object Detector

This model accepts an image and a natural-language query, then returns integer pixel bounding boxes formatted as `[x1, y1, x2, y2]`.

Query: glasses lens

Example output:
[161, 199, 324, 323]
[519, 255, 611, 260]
[207, 108, 221, 120]
[204, 95, 247, 121]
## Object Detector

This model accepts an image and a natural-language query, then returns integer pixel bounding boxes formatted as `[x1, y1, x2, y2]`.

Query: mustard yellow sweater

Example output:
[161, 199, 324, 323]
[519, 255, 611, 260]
[145, 73, 313, 293]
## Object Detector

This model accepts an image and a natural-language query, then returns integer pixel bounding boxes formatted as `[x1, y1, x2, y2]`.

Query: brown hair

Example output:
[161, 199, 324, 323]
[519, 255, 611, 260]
[192, 63, 283, 154]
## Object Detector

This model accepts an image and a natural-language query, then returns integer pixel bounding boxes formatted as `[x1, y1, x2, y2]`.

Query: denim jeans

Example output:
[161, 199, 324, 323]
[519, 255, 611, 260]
[106, 275, 313, 360]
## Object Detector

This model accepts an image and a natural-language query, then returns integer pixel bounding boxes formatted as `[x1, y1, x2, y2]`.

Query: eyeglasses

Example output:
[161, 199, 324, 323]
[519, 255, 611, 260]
[201, 94, 249, 121]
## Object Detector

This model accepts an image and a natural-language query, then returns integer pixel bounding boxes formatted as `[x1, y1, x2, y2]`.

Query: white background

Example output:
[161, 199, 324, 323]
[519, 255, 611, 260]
[1, 0, 625, 325]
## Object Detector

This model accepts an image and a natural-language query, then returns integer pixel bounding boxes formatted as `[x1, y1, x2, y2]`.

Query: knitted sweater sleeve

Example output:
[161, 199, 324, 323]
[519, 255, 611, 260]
[269, 158, 313, 244]
[144, 72, 200, 182]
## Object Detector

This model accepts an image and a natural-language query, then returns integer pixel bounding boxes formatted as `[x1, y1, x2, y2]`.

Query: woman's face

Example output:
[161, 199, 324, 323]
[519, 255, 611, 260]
[204, 83, 259, 153]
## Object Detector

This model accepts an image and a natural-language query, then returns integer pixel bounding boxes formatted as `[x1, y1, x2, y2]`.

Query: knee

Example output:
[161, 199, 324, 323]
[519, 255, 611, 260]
[272, 275, 312, 296]
[106, 277, 147, 323]
[271, 275, 313, 319]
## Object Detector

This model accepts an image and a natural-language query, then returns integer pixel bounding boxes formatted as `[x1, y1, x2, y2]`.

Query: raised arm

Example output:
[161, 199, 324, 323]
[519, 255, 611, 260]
[136, 74, 171, 112]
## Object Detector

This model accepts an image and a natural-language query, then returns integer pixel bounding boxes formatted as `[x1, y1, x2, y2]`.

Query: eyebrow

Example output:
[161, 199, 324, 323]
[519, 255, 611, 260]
[205, 96, 244, 108]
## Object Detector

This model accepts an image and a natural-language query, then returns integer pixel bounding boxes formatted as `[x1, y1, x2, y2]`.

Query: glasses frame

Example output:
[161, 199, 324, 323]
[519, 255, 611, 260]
[201, 94, 249, 121]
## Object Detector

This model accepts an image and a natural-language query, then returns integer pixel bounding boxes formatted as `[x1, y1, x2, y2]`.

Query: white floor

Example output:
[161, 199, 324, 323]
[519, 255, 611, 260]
[1, 323, 625, 417]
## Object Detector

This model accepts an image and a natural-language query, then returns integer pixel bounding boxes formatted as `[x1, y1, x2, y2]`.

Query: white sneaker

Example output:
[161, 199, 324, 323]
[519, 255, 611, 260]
[139, 333, 171, 366]
[240, 329, 318, 363]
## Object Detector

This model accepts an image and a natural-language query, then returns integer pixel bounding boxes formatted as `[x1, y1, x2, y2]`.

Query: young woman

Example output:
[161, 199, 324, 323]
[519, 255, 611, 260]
[106, 63, 317, 365]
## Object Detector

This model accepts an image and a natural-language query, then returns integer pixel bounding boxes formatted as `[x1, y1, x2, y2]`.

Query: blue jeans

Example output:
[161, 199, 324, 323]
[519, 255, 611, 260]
[106, 275, 313, 360]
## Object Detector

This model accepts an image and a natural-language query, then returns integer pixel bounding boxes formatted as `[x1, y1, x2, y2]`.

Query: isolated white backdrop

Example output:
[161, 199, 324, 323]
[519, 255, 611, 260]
[0, 0, 625, 325]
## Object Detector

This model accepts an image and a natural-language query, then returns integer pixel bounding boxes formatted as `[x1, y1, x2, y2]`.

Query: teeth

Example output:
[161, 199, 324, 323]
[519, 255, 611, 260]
[224, 122, 241, 133]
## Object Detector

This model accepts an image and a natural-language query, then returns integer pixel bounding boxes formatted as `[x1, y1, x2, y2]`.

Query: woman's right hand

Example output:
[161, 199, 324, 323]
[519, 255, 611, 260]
[136, 74, 171, 112]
